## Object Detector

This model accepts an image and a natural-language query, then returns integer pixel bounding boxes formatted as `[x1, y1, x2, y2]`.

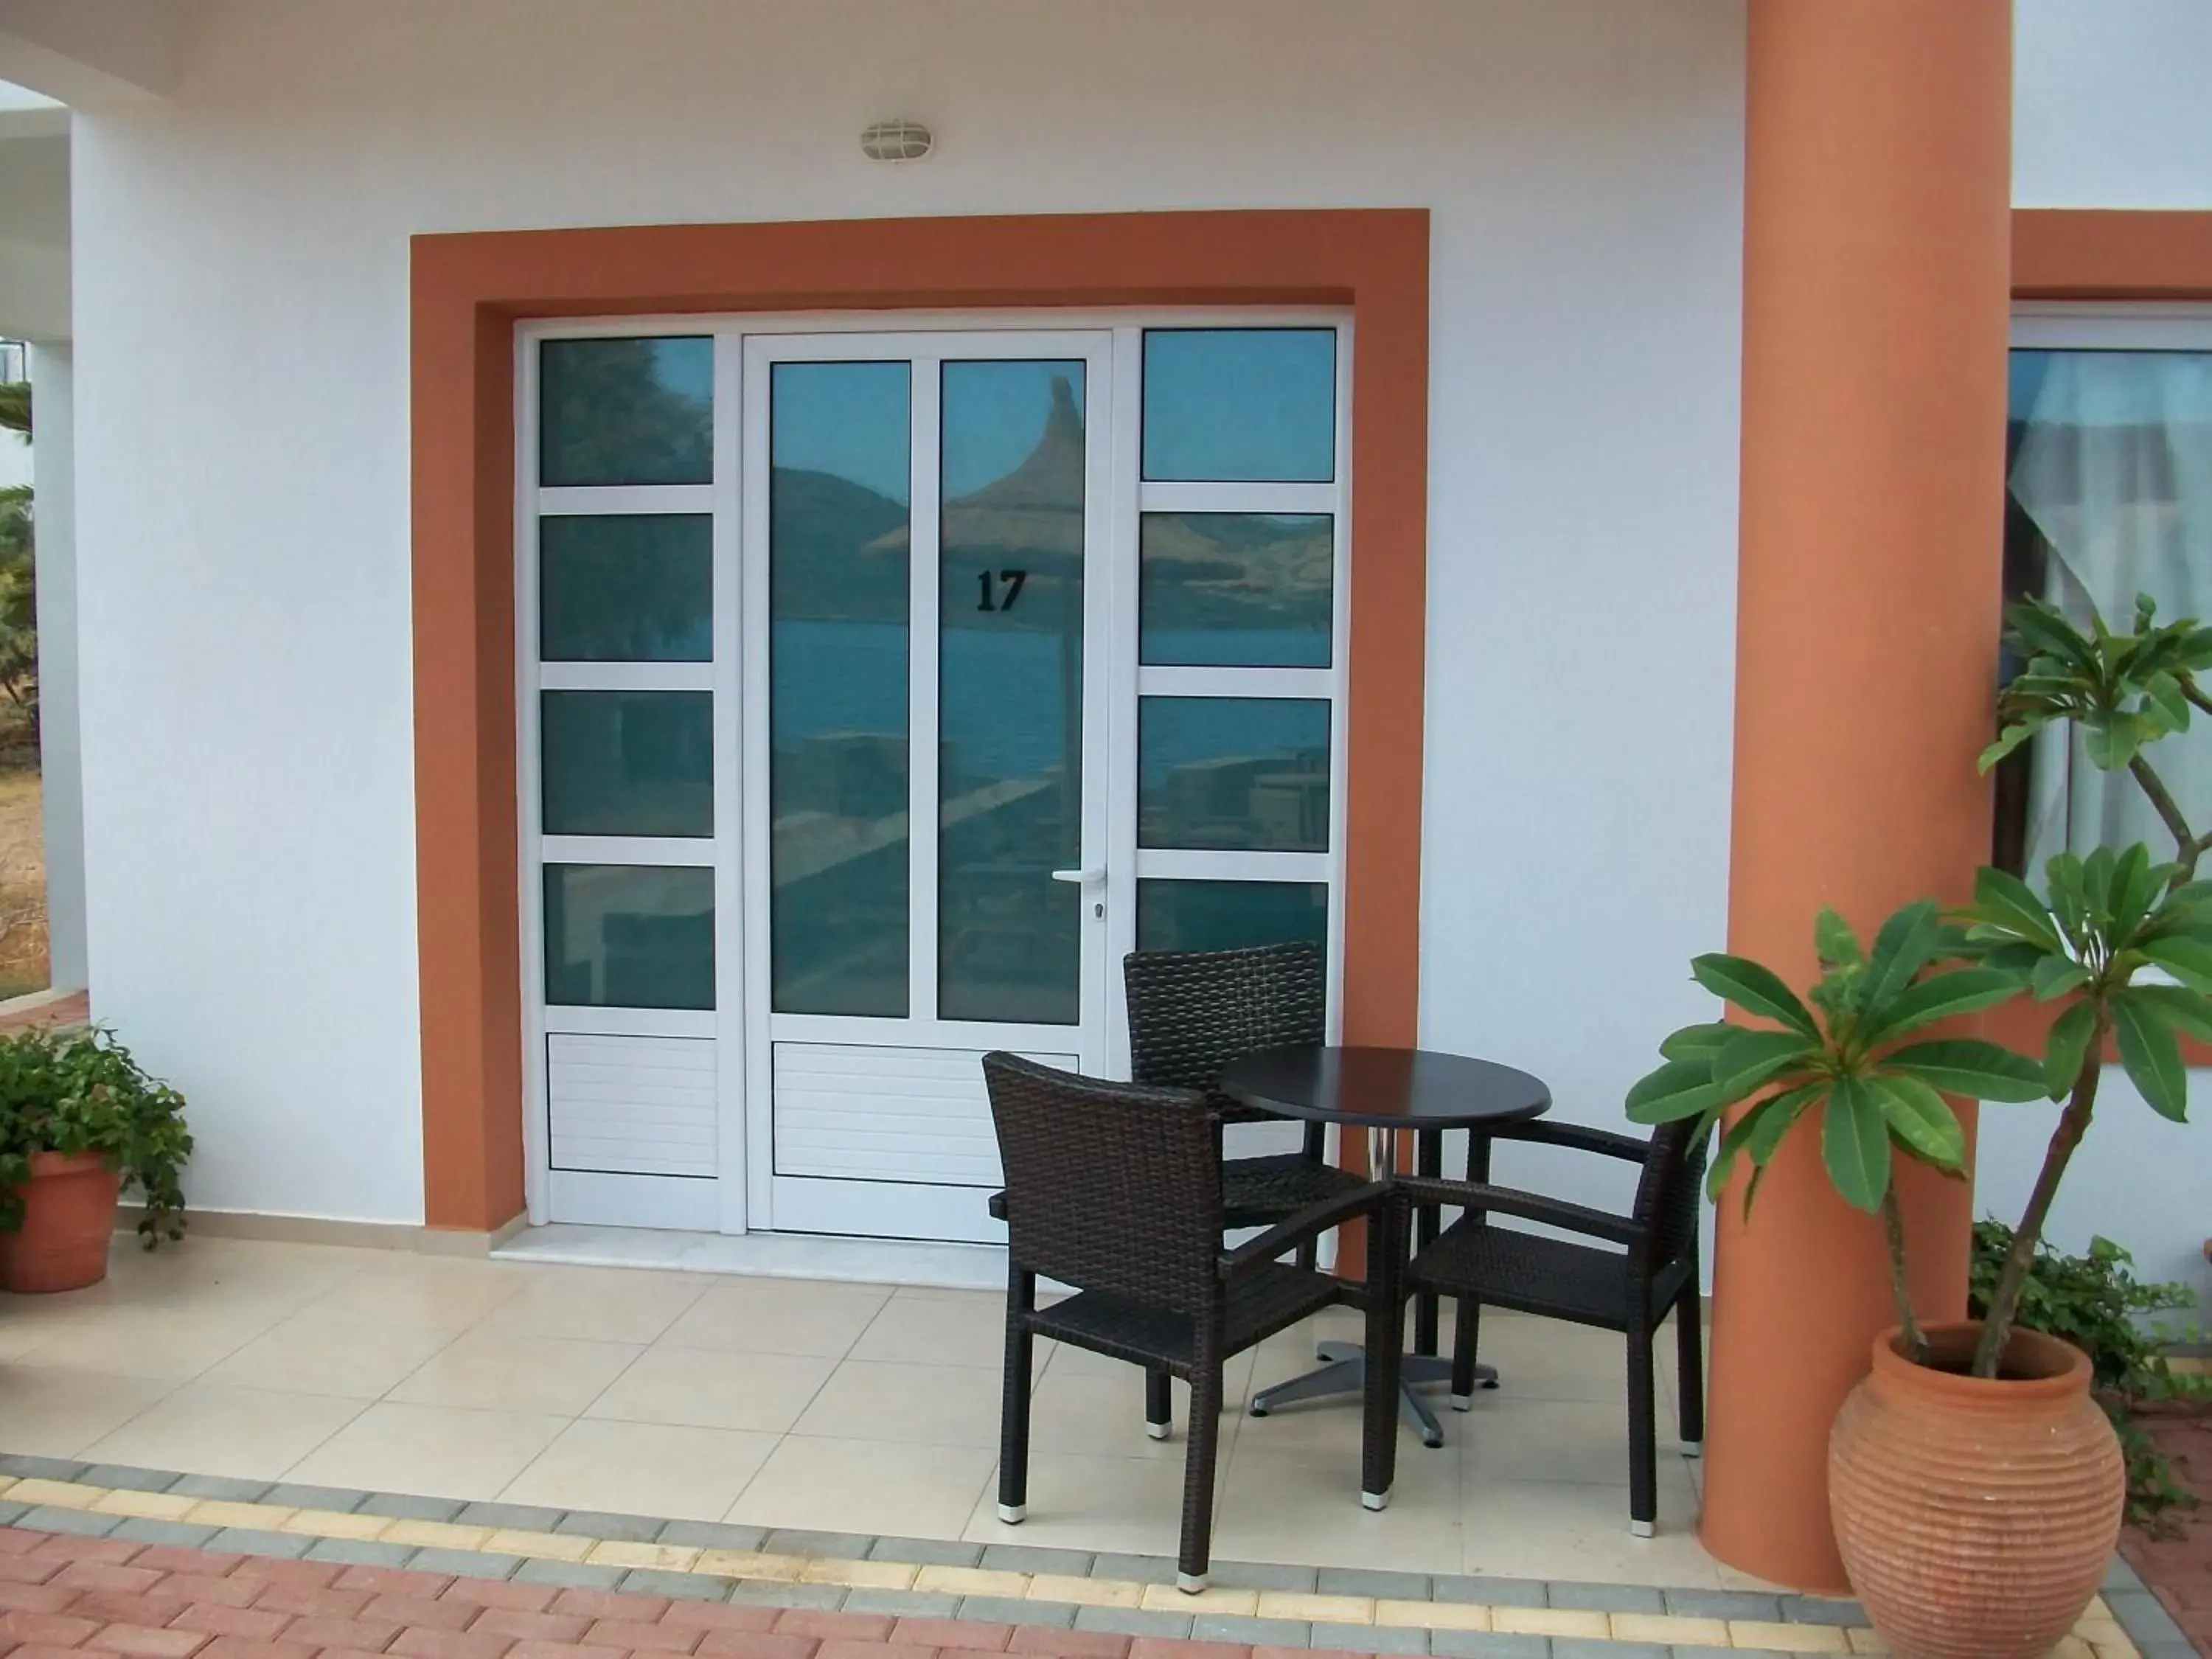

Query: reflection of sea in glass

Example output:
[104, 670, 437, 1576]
[541, 691, 713, 839]
[1138, 698, 1329, 852]
[939, 361, 1086, 1026]
[769, 361, 911, 1017]
[543, 864, 714, 1009]
[540, 515, 712, 662]
[540, 338, 714, 487]
[1142, 330, 1335, 483]
[1135, 880, 1327, 956]
[1139, 513, 1332, 667]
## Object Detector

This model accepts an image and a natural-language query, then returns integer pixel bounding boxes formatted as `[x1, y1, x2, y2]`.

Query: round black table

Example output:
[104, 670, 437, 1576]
[1218, 1043, 1551, 1451]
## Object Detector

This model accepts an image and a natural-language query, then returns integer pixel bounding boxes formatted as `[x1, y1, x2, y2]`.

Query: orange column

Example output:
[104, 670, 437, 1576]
[1701, 0, 2013, 1591]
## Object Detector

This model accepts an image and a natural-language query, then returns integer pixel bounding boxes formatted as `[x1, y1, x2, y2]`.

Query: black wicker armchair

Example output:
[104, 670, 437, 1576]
[982, 1051, 1391, 1592]
[1363, 1116, 1708, 1535]
[1123, 942, 1368, 1257]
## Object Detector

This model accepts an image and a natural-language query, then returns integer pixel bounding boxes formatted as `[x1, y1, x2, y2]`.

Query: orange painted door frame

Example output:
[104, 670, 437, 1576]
[411, 210, 1431, 1234]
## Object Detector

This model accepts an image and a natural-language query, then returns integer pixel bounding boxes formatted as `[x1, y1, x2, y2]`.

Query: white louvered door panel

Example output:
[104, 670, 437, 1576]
[771, 1043, 1077, 1186]
[547, 1034, 717, 1178]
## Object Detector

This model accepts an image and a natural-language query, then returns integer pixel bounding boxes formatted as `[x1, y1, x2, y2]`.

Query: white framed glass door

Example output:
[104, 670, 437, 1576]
[515, 311, 1352, 1245]
[740, 331, 1116, 1242]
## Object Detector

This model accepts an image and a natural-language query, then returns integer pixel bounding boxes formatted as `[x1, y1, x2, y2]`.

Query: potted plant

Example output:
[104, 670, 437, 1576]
[0, 1024, 192, 1293]
[1625, 594, 2212, 1659]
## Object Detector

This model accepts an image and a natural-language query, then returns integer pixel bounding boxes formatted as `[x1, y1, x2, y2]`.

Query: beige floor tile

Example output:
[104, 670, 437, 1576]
[202, 1312, 466, 1399]
[587, 1343, 836, 1433]
[95, 1237, 372, 1314]
[660, 1277, 890, 1359]
[1460, 1395, 1692, 1487]
[0, 1366, 175, 1457]
[282, 1400, 569, 1499]
[501, 1418, 779, 1521]
[848, 1290, 1012, 1368]
[1458, 1472, 1717, 1588]
[78, 1382, 366, 1479]
[791, 1360, 1003, 1448]
[961, 1450, 1226, 1557]
[1216, 1438, 1464, 1576]
[310, 1256, 541, 1328]
[1453, 1314, 1638, 1405]
[478, 1267, 712, 1345]
[1043, 1342, 1259, 1408]
[728, 1434, 995, 1538]
[1026, 1367, 1246, 1461]
[10, 1304, 293, 1383]
[386, 1327, 644, 1416]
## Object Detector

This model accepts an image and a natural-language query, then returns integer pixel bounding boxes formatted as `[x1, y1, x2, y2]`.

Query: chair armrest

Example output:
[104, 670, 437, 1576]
[1484, 1121, 1651, 1164]
[1219, 1181, 1388, 1279]
[1393, 1177, 1642, 1249]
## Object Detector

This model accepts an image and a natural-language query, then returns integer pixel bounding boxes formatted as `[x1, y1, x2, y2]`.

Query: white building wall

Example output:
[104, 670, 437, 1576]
[1976, 0, 2212, 1306]
[69, 0, 1750, 1225]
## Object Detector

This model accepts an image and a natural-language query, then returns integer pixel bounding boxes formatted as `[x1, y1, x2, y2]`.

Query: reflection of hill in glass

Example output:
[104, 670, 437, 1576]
[769, 467, 909, 622]
[1141, 513, 1332, 631]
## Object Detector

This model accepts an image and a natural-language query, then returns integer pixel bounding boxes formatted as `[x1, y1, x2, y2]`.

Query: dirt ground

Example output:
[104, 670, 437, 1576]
[0, 757, 49, 999]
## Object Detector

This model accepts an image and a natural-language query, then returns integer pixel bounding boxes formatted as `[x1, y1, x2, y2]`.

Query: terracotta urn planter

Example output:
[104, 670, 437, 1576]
[1829, 1320, 2123, 1659]
[0, 1150, 122, 1293]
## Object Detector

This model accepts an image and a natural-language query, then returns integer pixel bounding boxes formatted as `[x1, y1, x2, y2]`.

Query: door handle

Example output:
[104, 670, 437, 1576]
[1051, 867, 1107, 888]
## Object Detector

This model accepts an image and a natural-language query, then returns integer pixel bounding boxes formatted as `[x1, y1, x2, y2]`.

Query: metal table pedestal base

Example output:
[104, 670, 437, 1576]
[1248, 1339, 1497, 1449]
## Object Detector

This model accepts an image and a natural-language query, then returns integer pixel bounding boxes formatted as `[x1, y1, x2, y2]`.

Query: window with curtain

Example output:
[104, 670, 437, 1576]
[1997, 333, 2212, 876]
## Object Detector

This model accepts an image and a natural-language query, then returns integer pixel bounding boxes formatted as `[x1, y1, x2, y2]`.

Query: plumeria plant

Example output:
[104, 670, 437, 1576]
[1628, 591, 2212, 1380]
[1950, 846, 2212, 1376]
[1625, 902, 2046, 1366]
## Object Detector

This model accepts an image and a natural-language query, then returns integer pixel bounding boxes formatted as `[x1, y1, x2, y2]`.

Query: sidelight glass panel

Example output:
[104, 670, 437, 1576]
[543, 863, 714, 1009]
[540, 515, 712, 661]
[1139, 512, 1333, 667]
[540, 337, 713, 487]
[541, 691, 713, 838]
[1135, 880, 1328, 956]
[939, 360, 1086, 1025]
[1139, 697, 1329, 852]
[769, 361, 911, 1017]
[1142, 329, 1335, 482]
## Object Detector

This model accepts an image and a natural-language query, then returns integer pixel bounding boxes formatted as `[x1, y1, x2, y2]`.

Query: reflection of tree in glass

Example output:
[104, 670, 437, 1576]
[540, 338, 712, 487]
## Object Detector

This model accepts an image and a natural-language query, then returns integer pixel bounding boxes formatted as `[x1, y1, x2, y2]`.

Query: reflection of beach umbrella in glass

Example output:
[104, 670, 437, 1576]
[868, 375, 1088, 869]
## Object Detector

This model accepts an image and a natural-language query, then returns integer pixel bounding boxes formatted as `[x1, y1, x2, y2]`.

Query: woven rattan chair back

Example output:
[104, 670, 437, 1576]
[1631, 1116, 1710, 1270]
[1123, 942, 1326, 1095]
[981, 1052, 1226, 1313]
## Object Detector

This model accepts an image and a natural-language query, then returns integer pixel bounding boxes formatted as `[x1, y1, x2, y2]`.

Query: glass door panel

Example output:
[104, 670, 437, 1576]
[766, 361, 913, 1018]
[938, 361, 1088, 1025]
[744, 331, 1113, 1246]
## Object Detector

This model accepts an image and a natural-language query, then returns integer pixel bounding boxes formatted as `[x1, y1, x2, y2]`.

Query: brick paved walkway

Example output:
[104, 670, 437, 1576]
[0, 1529, 1291, 1659]
[2119, 1410, 2212, 1657]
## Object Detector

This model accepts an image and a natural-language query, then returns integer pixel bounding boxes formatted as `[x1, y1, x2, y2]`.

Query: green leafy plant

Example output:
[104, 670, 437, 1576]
[0, 1025, 192, 1245]
[1951, 845, 2212, 1375]
[1970, 1221, 2209, 1528]
[1983, 592, 2212, 878]
[1626, 902, 2047, 1365]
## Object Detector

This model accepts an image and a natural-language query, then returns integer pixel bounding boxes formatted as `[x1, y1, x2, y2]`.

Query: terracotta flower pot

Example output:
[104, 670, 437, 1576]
[0, 1150, 122, 1293]
[1829, 1320, 2123, 1659]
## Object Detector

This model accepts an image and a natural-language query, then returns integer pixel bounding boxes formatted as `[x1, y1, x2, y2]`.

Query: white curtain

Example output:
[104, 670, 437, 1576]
[2009, 349, 2212, 872]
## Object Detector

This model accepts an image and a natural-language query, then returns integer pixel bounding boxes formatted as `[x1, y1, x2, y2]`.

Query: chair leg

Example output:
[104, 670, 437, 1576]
[1676, 1277, 1705, 1455]
[998, 1267, 1036, 1524]
[1363, 1198, 1405, 1510]
[1296, 1122, 1328, 1273]
[1627, 1321, 1658, 1538]
[1450, 1296, 1482, 1409]
[1145, 1366, 1172, 1441]
[1177, 1331, 1225, 1593]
